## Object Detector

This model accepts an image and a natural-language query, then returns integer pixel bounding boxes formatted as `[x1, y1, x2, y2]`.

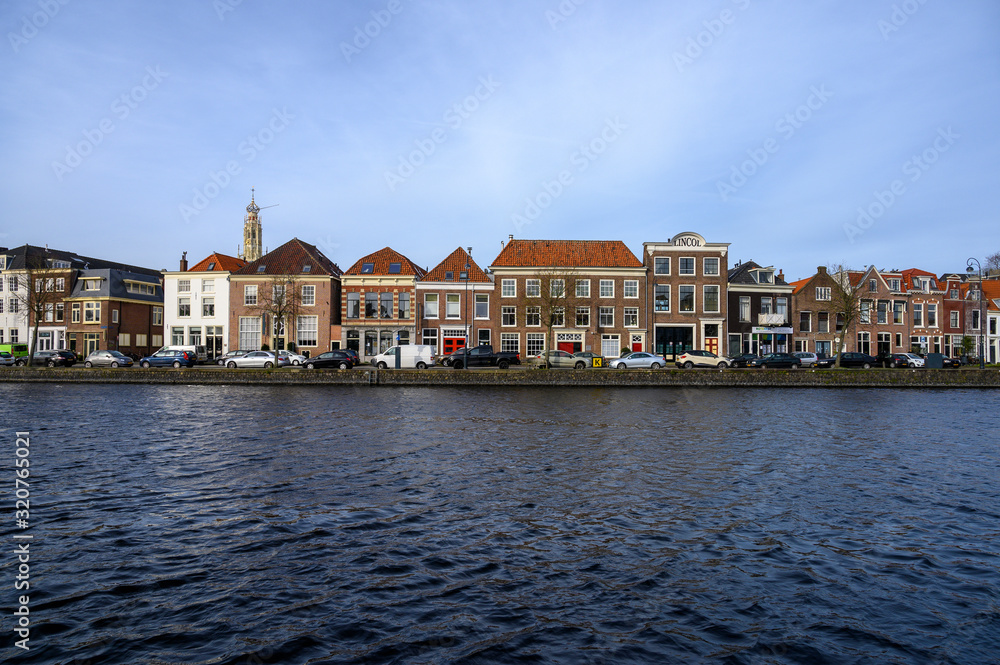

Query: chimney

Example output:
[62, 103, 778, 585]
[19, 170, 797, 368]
[777, 270, 784, 281]
[817, 266, 827, 275]
[508, 234, 513, 242]
[179, 251, 188, 272]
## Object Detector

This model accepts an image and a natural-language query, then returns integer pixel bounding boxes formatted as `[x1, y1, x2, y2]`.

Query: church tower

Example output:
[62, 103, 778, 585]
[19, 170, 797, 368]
[241, 189, 263, 263]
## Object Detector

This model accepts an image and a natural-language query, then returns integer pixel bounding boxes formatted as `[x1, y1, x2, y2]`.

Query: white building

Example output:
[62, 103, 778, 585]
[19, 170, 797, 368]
[162, 252, 246, 359]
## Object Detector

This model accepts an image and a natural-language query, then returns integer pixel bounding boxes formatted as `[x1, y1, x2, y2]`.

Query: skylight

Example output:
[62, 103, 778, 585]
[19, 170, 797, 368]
[207, 262, 216, 270]
[388, 262, 401, 274]
[361, 263, 374, 273]
[303, 265, 312, 273]
[257, 265, 266, 273]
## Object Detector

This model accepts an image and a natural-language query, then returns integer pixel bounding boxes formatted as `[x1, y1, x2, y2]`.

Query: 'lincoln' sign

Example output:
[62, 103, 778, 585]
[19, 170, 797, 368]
[673, 235, 703, 247]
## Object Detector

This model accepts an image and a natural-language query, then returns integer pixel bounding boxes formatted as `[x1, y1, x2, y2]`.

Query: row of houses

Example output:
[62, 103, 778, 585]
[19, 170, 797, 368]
[3, 232, 997, 364]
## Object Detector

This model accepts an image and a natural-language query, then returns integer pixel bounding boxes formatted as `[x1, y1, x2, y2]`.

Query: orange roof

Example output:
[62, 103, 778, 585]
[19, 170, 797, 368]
[491, 239, 642, 268]
[789, 277, 811, 295]
[900, 268, 940, 291]
[423, 247, 491, 283]
[344, 247, 425, 277]
[982, 279, 1000, 306]
[189, 252, 246, 272]
[234, 238, 341, 277]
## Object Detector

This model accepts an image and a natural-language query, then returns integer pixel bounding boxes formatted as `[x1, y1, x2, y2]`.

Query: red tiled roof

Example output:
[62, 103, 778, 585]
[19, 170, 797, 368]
[423, 247, 490, 283]
[189, 252, 246, 272]
[789, 277, 811, 295]
[900, 268, 940, 291]
[344, 247, 425, 277]
[490, 239, 642, 268]
[234, 238, 342, 277]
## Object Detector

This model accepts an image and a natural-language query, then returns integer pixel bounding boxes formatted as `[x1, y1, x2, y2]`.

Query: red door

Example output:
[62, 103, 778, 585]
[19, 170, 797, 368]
[442, 338, 466, 354]
[558, 342, 575, 353]
[631, 340, 643, 352]
[705, 338, 718, 355]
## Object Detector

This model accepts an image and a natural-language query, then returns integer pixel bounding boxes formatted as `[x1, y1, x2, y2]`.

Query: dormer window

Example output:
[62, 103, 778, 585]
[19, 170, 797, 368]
[83, 279, 101, 291]
[388, 263, 401, 274]
[52, 260, 71, 269]
[207, 262, 216, 271]
[445, 271, 454, 281]
[257, 265, 266, 273]
[755, 271, 773, 284]
[302, 265, 312, 273]
[361, 263, 374, 274]
[888, 278, 900, 291]
[459, 271, 468, 280]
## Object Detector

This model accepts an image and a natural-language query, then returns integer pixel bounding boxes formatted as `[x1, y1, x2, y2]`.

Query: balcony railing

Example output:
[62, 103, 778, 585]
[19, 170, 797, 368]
[758, 313, 787, 326]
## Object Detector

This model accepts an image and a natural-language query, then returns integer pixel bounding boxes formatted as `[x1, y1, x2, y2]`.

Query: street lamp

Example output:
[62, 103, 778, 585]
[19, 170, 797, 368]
[463, 248, 472, 370]
[967, 257, 986, 370]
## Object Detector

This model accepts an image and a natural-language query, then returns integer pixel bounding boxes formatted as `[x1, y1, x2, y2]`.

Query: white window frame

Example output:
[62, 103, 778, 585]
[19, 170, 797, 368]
[599, 280, 614, 298]
[301, 284, 315, 306]
[297, 315, 318, 347]
[244, 284, 258, 306]
[679, 257, 696, 276]
[474, 294, 489, 319]
[446, 293, 461, 319]
[576, 279, 590, 298]
[816, 287, 831, 301]
[624, 280, 639, 299]
[526, 306, 541, 327]
[654, 257, 670, 275]
[526, 279, 541, 298]
[679, 285, 695, 313]
[599, 306, 614, 327]
[423, 293, 439, 319]
[500, 332, 519, 353]
[501, 306, 516, 327]
[624, 307, 639, 328]
[703, 285, 720, 313]
[501, 279, 516, 298]
[703, 257, 720, 276]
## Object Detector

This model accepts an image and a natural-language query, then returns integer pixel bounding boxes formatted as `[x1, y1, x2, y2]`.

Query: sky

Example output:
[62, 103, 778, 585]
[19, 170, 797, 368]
[1, 0, 997, 282]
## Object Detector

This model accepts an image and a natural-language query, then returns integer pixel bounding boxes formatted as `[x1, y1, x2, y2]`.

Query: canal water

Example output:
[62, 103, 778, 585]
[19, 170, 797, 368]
[2, 384, 998, 664]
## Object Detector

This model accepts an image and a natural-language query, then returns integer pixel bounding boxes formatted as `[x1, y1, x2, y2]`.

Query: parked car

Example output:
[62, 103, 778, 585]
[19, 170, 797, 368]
[793, 352, 820, 368]
[372, 345, 436, 369]
[675, 350, 729, 369]
[224, 351, 289, 369]
[0, 343, 30, 366]
[84, 350, 134, 368]
[216, 350, 251, 365]
[303, 351, 354, 370]
[0, 351, 14, 367]
[278, 350, 307, 366]
[140, 349, 197, 368]
[161, 345, 208, 364]
[609, 352, 664, 369]
[748, 353, 802, 369]
[942, 357, 963, 368]
[450, 345, 520, 370]
[32, 349, 78, 367]
[340, 349, 361, 365]
[727, 353, 761, 368]
[880, 352, 924, 368]
[815, 352, 878, 369]
[527, 349, 592, 369]
[573, 351, 605, 368]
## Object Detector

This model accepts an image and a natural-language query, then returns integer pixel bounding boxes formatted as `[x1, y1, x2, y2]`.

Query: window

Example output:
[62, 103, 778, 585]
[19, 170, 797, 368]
[776, 298, 787, 319]
[388, 262, 401, 274]
[552, 307, 565, 327]
[655, 285, 670, 312]
[860, 300, 871, 324]
[576, 280, 590, 298]
[679, 286, 695, 313]
[84, 302, 100, 323]
[9, 298, 17, 314]
[112, 309, 119, 324]
[444, 271, 454, 281]
[972, 310, 980, 330]
[927, 304, 937, 327]
[624, 307, 638, 327]
[56, 278, 65, 292]
[818, 312, 829, 333]
[836, 313, 845, 333]
[760, 298, 772, 315]
[888, 279, 901, 291]
[502, 306, 516, 326]
[599, 307, 614, 327]
[83, 279, 100, 291]
[297, 316, 318, 347]
[913, 303, 923, 327]
[526, 333, 545, 355]
[151, 334, 162, 347]
[116, 333, 129, 348]
[44, 278, 54, 292]
[153, 307, 162, 326]
[739, 296, 750, 322]
[347, 293, 360, 319]
[679, 257, 695, 276]
[244, 285, 257, 306]
[799, 312, 811, 332]
[7, 276, 18, 291]
[10, 329, 17, 343]
[893, 301, 905, 324]
[361, 263, 374, 274]
[203, 297, 215, 317]
[178, 279, 191, 293]
[654, 257, 670, 275]
[178, 297, 191, 318]
[478, 329, 491, 346]
[703, 257, 720, 276]
[475, 294, 489, 319]
[0, 299, 3, 313]
[365, 293, 377, 318]
[502, 279, 516, 297]
[704, 286, 720, 313]
[380, 293, 393, 319]
[171, 327, 184, 345]
[202, 280, 215, 293]
[599, 280, 614, 298]
[526, 306, 541, 327]
[877, 300, 888, 324]
[55, 303, 64, 322]
[189, 327, 202, 346]
[398, 292, 410, 319]
[857, 331, 871, 355]
[756, 271, 773, 284]
[257, 266, 266, 273]
[816, 287, 831, 301]
[301, 285, 315, 306]
[44, 304, 53, 322]
[950, 289, 959, 299]
[624, 280, 638, 298]
[446, 294, 461, 318]
[500, 333, 519, 353]
[896, 332, 903, 348]
[601, 334, 620, 358]
[550, 279, 565, 298]
[869, 279, 877, 292]
[950, 311, 959, 328]
[576, 307, 590, 327]
[526, 279, 541, 297]
[239, 317, 261, 350]
[136, 333, 147, 347]
[422, 328, 438, 352]
[423, 293, 438, 318]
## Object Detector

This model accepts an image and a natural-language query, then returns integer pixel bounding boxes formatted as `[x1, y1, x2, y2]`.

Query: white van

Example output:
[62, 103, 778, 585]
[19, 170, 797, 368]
[372, 345, 435, 369]
[161, 345, 208, 364]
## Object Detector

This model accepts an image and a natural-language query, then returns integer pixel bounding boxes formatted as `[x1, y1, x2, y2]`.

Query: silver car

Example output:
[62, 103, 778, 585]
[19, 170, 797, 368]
[84, 350, 134, 368]
[224, 351, 290, 369]
[278, 350, 307, 366]
[609, 352, 665, 369]
[0, 352, 14, 367]
[793, 352, 819, 368]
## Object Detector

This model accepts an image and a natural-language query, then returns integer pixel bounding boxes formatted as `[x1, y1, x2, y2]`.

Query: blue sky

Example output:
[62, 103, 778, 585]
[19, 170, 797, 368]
[1, 0, 997, 281]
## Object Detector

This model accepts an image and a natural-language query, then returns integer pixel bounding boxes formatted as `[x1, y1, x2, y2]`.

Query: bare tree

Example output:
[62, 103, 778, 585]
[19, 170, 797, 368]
[519, 267, 578, 368]
[12, 257, 65, 366]
[985, 251, 1000, 272]
[247, 273, 302, 356]
[828, 264, 865, 368]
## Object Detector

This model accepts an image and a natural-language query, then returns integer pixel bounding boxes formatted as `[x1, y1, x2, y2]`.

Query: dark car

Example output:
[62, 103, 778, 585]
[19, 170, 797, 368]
[303, 350, 354, 370]
[748, 352, 801, 369]
[727, 353, 761, 368]
[815, 352, 878, 369]
[139, 349, 197, 368]
[32, 349, 77, 367]
[942, 357, 963, 368]
[340, 349, 361, 365]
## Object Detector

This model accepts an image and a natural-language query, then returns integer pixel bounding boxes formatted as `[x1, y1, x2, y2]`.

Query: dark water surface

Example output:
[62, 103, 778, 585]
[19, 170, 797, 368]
[2, 384, 999, 664]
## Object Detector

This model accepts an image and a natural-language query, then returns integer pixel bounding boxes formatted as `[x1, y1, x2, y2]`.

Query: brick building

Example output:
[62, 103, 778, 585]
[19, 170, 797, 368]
[789, 266, 843, 358]
[340, 247, 424, 360]
[727, 260, 794, 355]
[939, 273, 967, 357]
[416, 247, 492, 355]
[901, 268, 945, 354]
[643, 232, 729, 358]
[488, 238, 646, 359]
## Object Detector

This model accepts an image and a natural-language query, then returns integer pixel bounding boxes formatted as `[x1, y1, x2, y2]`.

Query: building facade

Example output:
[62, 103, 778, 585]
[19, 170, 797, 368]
[163, 251, 247, 359]
[727, 261, 794, 355]
[416, 247, 493, 355]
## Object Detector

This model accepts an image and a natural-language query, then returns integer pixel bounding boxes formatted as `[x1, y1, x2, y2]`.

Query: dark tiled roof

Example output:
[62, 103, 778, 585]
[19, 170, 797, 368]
[344, 247, 425, 277]
[490, 240, 642, 268]
[234, 238, 342, 277]
[422, 247, 490, 283]
[727, 261, 789, 286]
[3, 244, 160, 277]
[189, 252, 246, 272]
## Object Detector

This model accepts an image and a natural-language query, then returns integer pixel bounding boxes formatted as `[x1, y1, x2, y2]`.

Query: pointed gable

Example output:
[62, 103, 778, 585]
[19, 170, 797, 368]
[189, 252, 246, 272]
[344, 247, 425, 277]
[234, 238, 341, 277]
[490, 239, 642, 268]
[423, 247, 490, 283]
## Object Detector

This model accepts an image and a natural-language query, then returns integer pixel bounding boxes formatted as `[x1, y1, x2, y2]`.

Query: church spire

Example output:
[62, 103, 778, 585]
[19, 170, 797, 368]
[241, 188, 263, 262]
